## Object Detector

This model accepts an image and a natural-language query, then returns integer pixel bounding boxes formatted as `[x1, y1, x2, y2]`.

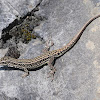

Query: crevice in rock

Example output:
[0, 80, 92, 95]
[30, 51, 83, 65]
[0, 0, 45, 58]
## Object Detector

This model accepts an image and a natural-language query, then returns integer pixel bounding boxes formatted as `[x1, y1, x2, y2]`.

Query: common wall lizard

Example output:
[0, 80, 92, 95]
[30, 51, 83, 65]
[0, 14, 100, 79]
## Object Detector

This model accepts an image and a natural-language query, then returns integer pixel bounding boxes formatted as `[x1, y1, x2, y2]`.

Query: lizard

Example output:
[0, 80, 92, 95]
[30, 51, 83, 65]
[0, 14, 100, 79]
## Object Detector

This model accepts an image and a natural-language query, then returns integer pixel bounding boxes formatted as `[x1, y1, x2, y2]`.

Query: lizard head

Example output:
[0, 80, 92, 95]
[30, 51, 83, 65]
[0, 56, 12, 65]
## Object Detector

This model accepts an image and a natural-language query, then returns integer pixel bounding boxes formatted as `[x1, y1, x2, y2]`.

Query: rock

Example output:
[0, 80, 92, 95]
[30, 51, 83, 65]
[0, 0, 100, 100]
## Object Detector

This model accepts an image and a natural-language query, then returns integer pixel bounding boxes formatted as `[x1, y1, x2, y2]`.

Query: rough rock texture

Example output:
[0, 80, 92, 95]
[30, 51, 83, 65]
[0, 0, 100, 100]
[0, 0, 41, 36]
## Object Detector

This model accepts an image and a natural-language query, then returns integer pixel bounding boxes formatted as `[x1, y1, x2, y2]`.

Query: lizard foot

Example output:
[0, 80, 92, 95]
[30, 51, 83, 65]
[21, 72, 29, 78]
[22, 68, 29, 78]
[47, 67, 56, 81]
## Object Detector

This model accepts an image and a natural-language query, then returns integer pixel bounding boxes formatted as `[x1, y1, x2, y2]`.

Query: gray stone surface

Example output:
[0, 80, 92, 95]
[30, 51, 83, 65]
[0, 0, 40, 38]
[0, 0, 100, 100]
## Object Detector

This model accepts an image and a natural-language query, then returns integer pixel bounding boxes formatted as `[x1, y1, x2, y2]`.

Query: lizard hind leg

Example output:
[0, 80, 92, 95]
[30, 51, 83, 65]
[22, 68, 29, 78]
[47, 57, 56, 81]
[42, 36, 54, 53]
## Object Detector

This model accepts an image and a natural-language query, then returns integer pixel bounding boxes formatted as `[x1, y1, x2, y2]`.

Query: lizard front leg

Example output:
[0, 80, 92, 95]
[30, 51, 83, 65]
[22, 68, 29, 78]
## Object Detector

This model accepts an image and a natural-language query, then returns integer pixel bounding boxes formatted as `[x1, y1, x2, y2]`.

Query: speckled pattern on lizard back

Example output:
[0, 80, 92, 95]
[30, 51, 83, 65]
[0, 14, 100, 79]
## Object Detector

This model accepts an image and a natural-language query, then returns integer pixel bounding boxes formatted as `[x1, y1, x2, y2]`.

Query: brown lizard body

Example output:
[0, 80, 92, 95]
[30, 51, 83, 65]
[0, 14, 100, 78]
